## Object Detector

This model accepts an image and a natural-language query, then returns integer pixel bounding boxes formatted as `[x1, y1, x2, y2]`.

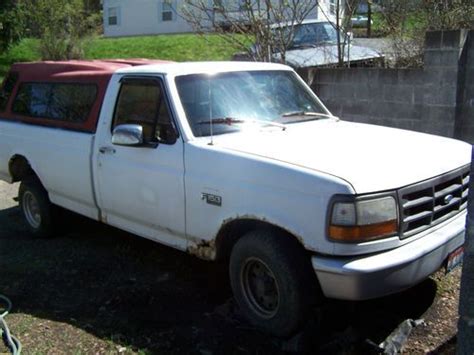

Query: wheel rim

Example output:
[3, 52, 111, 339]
[241, 257, 280, 319]
[22, 191, 41, 229]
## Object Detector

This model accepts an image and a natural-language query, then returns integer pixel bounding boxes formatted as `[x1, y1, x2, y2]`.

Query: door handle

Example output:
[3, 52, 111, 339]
[99, 146, 116, 154]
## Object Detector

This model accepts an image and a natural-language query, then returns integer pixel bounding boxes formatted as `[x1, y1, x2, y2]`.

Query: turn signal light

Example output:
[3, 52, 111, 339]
[329, 219, 398, 242]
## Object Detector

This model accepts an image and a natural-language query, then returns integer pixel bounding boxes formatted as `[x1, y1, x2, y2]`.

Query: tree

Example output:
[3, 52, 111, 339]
[22, 0, 101, 60]
[181, 0, 318, 63]
[0, 0, 25, 51]
[83, 0, 102, 14]
[317, 0, 361, 67]
[181, 0, 361, 68]
[422, 0, 474, 30]
[379, 0, 474, 67]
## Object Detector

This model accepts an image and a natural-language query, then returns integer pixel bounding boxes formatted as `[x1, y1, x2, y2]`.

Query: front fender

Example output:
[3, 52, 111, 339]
[184, 141, 354, 257]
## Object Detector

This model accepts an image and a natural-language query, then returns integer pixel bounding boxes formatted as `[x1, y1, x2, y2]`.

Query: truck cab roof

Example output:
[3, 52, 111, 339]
[116, 61, 291, 77]
[10, 59, 172, 81]
[0, 59, 172, 132]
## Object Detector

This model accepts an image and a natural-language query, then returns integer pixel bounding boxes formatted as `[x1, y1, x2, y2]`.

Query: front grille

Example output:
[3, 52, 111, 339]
[398, 165, 470, 238]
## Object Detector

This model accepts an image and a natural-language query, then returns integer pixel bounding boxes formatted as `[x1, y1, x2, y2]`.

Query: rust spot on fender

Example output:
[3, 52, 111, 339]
[187, 239, 216, 260]
[221, 214, 267, 226]
[219, 214, 307, 247]
[99, 211, 107, 224]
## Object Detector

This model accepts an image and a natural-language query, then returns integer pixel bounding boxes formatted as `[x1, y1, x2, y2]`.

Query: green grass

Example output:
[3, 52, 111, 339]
[367, 11, 427, 38]
[86, 33, 246, 61]
[0, 38, 41, 81]
[0, 33, 250, 82]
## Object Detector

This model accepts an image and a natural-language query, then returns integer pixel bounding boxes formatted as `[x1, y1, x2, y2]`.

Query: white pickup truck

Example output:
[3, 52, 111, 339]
[0, 60, 470, 337]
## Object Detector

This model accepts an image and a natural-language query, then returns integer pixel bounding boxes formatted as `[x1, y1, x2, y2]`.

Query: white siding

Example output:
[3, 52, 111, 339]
[103, 0, 193, 37]
[103, 0, 339, 37]
[318, 0, 338, 24]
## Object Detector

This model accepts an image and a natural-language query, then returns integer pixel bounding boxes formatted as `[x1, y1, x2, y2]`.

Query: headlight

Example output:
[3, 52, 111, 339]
[329, 195, 398, 242]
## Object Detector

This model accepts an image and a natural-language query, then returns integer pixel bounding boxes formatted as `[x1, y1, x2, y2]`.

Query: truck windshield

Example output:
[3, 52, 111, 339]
[290, 22, 339, 48]
[271, 22, 340, 50]
[175, 70, 329, 137]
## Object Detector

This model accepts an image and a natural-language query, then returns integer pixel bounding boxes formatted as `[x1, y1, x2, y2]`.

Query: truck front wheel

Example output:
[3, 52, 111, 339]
[229, 229, 318, 337]
[19, 178, 54, 237]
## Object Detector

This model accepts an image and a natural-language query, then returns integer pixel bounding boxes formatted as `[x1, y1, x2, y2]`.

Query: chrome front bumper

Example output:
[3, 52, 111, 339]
[312, 210, 466, 301]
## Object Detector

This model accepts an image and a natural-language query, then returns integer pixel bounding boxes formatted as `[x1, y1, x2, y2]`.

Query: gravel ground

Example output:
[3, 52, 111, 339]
[0, 181, 462, 354]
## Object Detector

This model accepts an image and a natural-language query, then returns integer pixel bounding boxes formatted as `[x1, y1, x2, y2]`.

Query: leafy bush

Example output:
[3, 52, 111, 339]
[0, 0, 26, 51]
[379, 0, 474, 68]
[23, 0, 100, 60]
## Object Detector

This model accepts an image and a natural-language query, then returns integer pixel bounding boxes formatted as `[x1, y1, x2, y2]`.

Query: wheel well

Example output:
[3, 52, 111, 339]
[9, 155, 36, 182]
[215, 218, 306, 261]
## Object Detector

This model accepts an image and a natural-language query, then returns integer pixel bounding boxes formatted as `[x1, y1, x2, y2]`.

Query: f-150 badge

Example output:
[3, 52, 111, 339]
[202, 193, 222, 206]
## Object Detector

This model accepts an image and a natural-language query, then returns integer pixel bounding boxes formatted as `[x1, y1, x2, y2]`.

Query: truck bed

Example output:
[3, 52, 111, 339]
[0, 120, 99, 220]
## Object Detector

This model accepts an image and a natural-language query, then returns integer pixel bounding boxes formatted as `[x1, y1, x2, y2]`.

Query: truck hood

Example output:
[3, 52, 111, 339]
[280, 44, 383, 68]
[207, 120, 471, 193]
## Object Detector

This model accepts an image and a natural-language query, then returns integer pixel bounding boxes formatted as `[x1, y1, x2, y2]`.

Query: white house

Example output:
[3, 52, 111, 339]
[103, 0, 339, 37]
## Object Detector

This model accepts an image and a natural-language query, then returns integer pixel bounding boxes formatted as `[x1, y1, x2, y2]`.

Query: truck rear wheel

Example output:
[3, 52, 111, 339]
[19, 178, 54, 237]
[229, 229, 318, 337]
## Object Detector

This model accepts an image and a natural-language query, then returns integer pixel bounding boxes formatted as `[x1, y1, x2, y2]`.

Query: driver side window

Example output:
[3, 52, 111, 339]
[113, 78, 175, 144]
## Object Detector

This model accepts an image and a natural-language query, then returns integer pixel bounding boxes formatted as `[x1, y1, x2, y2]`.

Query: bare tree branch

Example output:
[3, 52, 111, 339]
[180, 0, 317, 63]
[317, 0, 360, 67]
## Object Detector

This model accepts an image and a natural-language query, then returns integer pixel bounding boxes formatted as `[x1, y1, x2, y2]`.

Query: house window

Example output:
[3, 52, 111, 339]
[162, 0, 174, 21]
[108, 7, 119, 26]
[329, 0, 336, 15]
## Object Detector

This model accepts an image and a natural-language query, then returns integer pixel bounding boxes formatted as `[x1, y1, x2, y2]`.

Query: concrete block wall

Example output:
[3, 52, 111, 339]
[312, 68, 426, 133]
[422, 30, 467, 137]
[307, 30, 474, 142]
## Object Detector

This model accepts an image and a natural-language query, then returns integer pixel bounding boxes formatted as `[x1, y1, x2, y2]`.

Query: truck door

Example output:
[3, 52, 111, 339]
[94, 76, 186, 250]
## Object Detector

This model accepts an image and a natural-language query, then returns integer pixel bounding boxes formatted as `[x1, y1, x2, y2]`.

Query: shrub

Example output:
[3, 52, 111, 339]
[0, 0, 26, 51]
[379, 0, 474, 68]
[24, 0, 100, 60]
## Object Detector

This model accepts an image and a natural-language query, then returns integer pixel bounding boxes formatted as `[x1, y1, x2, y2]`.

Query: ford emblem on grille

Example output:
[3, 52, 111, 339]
[443, 194, 454, 205]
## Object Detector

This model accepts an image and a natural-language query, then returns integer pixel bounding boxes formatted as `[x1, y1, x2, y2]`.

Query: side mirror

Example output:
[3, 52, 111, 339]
[112, 124, 144, 146]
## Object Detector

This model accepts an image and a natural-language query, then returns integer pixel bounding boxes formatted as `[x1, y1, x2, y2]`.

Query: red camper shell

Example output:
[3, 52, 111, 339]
[0, 59, 171, 133]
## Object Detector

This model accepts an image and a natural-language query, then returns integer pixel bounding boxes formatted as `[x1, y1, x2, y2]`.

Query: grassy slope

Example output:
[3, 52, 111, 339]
[0, 39, 40, 81]
[86, 33, 243, 61]
[0, 33, 247, 81]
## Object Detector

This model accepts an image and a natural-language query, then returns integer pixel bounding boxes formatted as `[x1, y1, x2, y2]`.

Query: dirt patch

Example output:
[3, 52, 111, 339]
[402, 269, 461, 354]
[0, 182, 463, 354]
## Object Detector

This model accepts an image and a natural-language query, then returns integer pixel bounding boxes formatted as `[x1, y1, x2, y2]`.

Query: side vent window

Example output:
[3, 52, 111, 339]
[0, 72, 19, 112]
[112, 77, 176, 144]
[12, 83, 97, 122]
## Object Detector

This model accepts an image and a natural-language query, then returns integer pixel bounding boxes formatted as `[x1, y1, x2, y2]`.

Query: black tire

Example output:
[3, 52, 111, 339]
[18, 178, 54, 237]
[229, 229, 319, 337]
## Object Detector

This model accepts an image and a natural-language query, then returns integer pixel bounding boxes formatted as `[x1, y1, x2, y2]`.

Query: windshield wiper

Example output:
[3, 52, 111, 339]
[197, 117, 245, 125]
[197, 117, 286, 130]
[281, 111, 337, 119]
[250, 118, 286, 130]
